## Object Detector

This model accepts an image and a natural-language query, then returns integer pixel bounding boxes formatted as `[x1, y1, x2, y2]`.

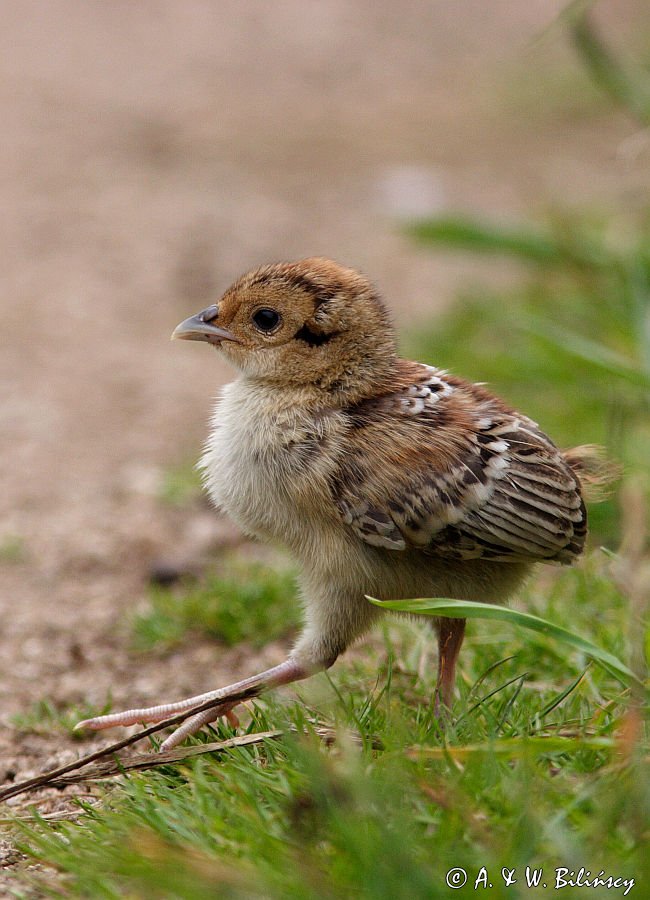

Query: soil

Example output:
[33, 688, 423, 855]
[1, 0, 648, 878]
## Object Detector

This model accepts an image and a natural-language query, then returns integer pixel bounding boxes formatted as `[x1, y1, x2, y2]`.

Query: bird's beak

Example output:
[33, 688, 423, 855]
[171, 305, 240, 345]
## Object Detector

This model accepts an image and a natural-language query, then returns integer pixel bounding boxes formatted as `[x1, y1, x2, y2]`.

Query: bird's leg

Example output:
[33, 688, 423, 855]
[433, 617, 466, 716]
[77, 586, 373, 750]
[76, 657, 310, 751]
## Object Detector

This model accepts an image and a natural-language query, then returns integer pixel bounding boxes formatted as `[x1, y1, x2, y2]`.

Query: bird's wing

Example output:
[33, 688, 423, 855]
[331, 363, 586, 564]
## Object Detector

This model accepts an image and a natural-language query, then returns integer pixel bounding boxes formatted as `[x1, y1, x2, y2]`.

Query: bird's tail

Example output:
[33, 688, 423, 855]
[564, 444, 621, 502]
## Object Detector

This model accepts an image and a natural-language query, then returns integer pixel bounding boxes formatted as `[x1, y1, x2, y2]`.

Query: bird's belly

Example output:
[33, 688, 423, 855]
[303, 527, 531, 607]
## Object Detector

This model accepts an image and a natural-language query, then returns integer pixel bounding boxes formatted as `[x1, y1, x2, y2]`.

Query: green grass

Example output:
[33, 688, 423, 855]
[10, 698, 113, 741]
[0, 533, 27, 563]
[370, 594, 641, 690]
[11, 552, 650, 899]
[133, 560, 300, 651]
[157, 460, 204, 508]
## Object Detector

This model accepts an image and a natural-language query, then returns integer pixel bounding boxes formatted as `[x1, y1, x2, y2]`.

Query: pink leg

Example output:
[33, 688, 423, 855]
[76, 658, 308, 750]
[434, 617, 466, 716]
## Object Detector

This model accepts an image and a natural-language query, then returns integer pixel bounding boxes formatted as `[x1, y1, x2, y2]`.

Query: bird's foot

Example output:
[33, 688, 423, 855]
[75, 693, 240, 750]
[75, 658, 308, 751]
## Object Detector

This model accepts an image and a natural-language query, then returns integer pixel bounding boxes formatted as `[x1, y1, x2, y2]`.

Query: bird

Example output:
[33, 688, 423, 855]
[78, 257, 599, 750]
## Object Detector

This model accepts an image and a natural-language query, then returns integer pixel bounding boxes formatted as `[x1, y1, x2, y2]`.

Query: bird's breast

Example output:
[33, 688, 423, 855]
[199, 380, 342, 547]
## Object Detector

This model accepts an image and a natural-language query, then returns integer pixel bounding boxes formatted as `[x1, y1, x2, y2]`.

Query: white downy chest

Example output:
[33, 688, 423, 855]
[200, 380, 341, 546]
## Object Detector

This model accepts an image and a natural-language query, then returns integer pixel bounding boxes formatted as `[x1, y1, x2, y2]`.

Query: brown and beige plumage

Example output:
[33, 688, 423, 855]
[333, 362, 586, 564]
[78, 258, 593, 749]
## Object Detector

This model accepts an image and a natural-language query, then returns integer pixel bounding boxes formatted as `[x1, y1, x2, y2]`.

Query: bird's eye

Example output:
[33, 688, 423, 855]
[252, 308, 281, 332]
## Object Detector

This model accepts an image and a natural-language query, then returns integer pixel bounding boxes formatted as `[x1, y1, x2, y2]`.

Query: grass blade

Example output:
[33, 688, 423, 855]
[406, 735, 616, 761]
[522, 316, 650, 390]
[461, 672, 532, 724]
[535, 670, 588, 721]
[405, 216, 563, 263]
[367, 596, 643, 689]
[570, 12, 650, 127]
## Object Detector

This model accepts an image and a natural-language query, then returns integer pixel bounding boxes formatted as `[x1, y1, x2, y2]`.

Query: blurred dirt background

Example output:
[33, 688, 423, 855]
[1, 0, 649, 820]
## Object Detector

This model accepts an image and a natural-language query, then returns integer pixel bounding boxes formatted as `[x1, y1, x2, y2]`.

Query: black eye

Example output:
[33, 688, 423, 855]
[252, 307, 281, 332]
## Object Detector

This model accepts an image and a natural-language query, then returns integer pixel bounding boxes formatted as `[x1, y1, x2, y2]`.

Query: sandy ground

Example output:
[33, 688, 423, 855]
[1, 0, 648, 862]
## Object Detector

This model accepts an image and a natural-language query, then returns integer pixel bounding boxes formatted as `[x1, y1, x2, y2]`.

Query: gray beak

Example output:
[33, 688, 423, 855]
[171, 305, 239, 344]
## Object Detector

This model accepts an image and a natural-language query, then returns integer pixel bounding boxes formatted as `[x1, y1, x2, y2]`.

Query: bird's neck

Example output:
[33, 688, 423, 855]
[242, 354, 400, 411]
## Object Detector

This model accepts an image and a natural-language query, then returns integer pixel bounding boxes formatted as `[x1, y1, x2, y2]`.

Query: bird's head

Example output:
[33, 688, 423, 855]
[172, 258, 397, 403]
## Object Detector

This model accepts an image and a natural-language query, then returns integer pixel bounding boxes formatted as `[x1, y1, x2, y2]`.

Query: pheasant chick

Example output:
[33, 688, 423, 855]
[79, 258, 591, 749]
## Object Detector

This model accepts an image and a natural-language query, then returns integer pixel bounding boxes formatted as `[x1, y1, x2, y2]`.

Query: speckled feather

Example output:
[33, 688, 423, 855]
[332, 361, 586, 564]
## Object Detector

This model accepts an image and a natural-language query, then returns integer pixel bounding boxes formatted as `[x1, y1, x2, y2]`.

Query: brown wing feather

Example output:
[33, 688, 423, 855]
[331, 363, 587, 564]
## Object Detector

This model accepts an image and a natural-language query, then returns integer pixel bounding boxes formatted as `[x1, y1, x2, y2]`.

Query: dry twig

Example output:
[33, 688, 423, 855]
[0, 683, 263, 803]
